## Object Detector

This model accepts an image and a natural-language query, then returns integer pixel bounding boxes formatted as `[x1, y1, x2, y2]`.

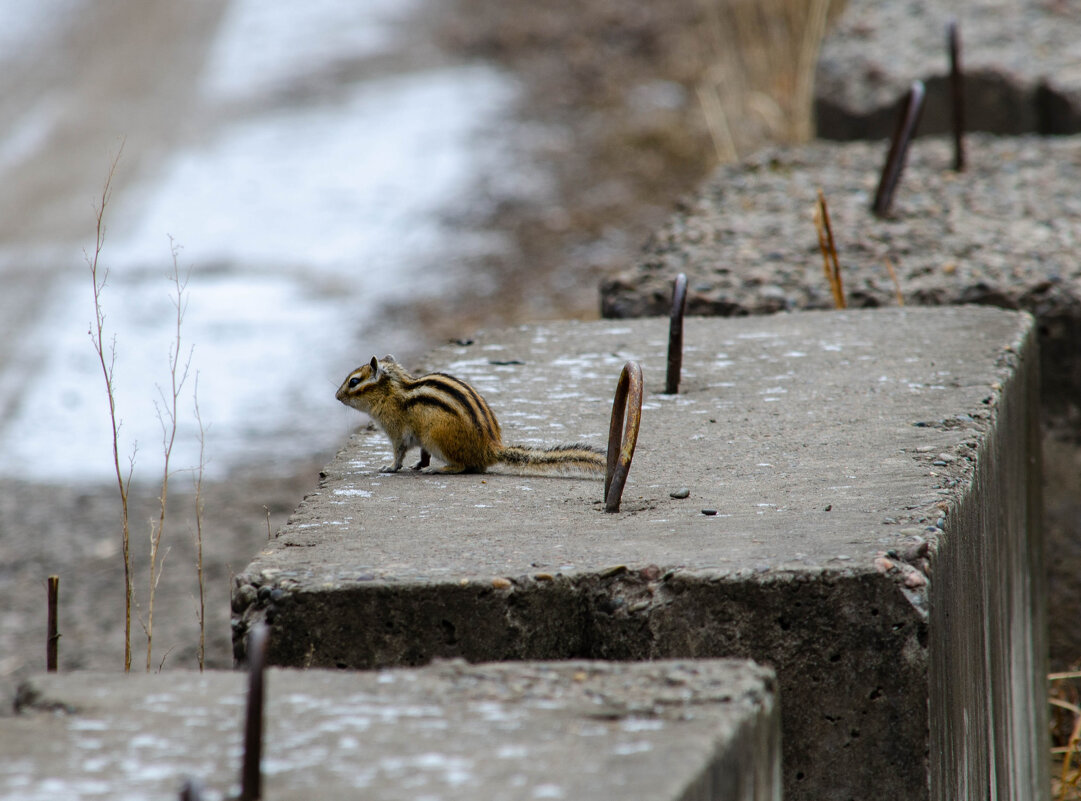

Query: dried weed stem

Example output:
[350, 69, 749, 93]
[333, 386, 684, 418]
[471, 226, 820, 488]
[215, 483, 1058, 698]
[145, 238, 194, 672]
[1052, 671, 1081, 800]
[86, 141, 135, 672]
[193, 378, 207, 671]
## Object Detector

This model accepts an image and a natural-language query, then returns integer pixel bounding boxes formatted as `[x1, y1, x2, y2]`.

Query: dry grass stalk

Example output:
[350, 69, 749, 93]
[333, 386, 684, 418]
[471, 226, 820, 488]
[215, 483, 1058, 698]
[145, 238, 195, 672]
[1055, 709, 1081, 797]
[791, 0, 833, 142]
[86, 141, 135, 672]
[193, 378, 207, 671]
[1052, 671, 1081, 800]
[697, 0, 841, 160]
[696, 81, 739, 164]
[813, 189, 846, 309]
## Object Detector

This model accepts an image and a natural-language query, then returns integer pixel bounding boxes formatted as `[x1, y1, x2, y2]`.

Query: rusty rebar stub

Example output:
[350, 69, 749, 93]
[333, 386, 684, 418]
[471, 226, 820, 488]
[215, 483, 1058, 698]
[46, 575, 59, 673]
[240, 623, 269, 801]
[948, 20, 965, 172]
[179, 778, 205, 801]
[665, 273, 688, 394]
[872, 80, 926, 217]
[605, 361, 643, 513]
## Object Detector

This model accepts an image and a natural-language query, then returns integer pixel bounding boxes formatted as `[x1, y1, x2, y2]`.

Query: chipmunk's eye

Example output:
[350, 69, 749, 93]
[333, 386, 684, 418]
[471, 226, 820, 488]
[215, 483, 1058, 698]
[348, 377, 362, 388]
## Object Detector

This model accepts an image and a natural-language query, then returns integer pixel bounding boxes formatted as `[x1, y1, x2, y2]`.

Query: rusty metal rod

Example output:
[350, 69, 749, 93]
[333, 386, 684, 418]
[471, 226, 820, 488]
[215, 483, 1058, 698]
[814, 190, 846, 309]
[948, 19, 965, 171]
[872, 80, 926, 217]
[240, 624, 269, 801]
[46, 575, 59, 672]
[665, 274, 688, 394]
[605, 361, 643, 513]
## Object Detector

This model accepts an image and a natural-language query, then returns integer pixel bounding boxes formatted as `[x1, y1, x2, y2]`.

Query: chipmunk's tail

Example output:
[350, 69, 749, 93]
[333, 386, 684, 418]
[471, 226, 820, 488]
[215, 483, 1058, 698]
[498, 444, 606, 474]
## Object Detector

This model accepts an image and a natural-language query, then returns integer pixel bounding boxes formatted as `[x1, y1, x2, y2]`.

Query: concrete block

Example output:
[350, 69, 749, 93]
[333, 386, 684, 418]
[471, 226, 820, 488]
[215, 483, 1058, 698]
[815, 0, 1081, 138]
[232, 308, 1046, 801]
[598, 133, 1081, 669]
[601, 137, 1080, 426]
[2, 659, 779, 801]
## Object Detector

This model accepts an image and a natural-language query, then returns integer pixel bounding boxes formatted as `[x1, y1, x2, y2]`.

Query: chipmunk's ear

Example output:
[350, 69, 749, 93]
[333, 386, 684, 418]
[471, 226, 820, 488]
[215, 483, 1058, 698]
[380, 354, 397, 364]
[369, 355, 380, 374]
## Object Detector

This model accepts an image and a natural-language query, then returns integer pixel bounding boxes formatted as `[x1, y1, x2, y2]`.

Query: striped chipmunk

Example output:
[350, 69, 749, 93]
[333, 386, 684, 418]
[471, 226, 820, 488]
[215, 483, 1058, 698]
[335, 355, 606, 475]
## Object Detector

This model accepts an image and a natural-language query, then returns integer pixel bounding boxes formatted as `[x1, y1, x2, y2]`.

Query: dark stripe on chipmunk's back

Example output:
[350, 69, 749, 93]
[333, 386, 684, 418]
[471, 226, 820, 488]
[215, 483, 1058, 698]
[401, 390, 459, 419]
[429, 373, 500, 440]
[404, 373, 499, 440]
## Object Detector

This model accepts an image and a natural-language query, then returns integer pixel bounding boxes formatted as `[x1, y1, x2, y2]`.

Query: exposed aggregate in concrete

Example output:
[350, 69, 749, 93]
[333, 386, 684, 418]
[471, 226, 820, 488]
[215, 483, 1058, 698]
[600, 134, 1081, 426]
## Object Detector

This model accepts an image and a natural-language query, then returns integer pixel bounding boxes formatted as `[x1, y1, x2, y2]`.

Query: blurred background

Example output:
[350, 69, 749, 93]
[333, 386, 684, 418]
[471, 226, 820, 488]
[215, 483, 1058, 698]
[0, 0, 835, 682]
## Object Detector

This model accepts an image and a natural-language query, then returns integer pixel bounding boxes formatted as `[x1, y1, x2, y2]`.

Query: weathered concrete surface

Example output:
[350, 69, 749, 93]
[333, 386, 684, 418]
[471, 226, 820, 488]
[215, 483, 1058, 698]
[3, 659, 778, 801]
[815, 0, 1081, 138]
[598, 133, 1081, 670]
[233, 309, 1046, 801]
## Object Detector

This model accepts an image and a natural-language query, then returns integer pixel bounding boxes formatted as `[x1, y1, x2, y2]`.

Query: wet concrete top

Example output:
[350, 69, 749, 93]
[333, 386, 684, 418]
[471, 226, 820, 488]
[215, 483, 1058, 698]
[5, 660, 776, 800]
[246, 307, 1027, 590]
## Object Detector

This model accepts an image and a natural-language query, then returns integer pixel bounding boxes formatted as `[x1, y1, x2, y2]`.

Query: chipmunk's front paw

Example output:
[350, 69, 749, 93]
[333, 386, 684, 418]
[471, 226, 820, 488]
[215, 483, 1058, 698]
[379, 463, 402, 473]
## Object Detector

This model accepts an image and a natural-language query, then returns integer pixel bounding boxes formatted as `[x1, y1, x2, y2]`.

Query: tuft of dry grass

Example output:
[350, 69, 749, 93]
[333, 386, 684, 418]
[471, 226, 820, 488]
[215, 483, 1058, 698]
[426, 0, 846, 326]
[1052, 672, 1081, 800]
[698, 0, 843, 159]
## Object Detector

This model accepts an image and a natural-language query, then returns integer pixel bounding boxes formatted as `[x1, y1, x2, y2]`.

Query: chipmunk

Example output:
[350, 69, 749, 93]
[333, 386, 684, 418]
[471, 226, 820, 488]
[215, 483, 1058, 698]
[336, 355, 606, 475]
